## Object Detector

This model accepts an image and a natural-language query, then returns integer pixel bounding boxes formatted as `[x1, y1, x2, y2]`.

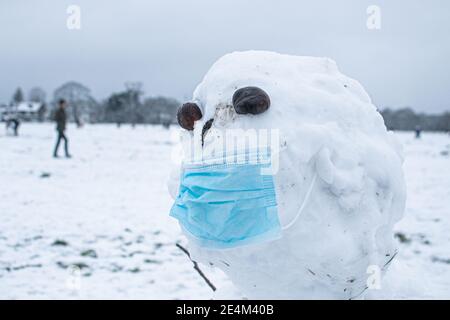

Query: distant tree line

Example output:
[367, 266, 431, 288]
[96, 83, 178, 126]
[3, 83, 450, 132]
[381, 107, 450, 132]
[2, 82, 180, 126]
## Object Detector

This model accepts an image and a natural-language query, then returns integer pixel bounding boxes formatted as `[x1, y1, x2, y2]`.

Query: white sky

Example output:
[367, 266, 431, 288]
[0, 0, 449, 113]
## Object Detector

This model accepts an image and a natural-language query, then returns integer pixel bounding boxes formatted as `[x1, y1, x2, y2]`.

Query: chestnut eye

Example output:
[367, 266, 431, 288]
[232, 86, 270, 115]
[177, 102, 202, 130]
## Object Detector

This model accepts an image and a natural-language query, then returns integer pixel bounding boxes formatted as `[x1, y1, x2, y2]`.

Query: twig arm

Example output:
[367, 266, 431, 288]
[176, 243, 217, 292]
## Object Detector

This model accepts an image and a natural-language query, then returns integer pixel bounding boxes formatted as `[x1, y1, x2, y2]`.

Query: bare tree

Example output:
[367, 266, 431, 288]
[381, 107, 450, 132]
[101, 84, 143, 125]
[125, 82, 143, 127]
[12, 87, 24, 104]
[53, 81, 97, 125]
[142, 96, 178, 125]
[29, 87, 46, 103]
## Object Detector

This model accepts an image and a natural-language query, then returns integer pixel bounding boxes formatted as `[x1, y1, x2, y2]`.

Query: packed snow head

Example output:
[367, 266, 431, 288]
[169, 51, 406, 299]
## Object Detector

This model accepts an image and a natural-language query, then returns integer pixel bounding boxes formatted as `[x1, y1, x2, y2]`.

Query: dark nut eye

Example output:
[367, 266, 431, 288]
[232, 86, 270, 115]
[177, 102, 202, 130]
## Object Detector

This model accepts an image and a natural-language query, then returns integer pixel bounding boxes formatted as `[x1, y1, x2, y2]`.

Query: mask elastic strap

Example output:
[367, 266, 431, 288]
[282, 171, 317, 230]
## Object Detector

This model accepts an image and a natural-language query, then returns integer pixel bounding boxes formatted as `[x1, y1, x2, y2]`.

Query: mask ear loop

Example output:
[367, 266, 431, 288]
[282, 171, 317, 230]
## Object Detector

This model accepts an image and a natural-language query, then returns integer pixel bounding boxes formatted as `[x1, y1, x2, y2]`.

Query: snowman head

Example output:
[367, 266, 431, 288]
[172, 51, 406, 299]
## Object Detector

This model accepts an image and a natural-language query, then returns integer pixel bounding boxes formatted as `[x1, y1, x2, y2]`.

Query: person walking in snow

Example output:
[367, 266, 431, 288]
[415, 125, 422, 139]
[53, 99, 71, 158]
[5, 115, 20, 136]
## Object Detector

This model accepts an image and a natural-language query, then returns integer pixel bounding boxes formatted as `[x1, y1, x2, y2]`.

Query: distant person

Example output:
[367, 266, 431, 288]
[5, 115, 20, 136]
[160, 113, 172, 129]
[53, 99, 71, 158]
[415, 125, 422, 139]
[75, 115, 82, 128]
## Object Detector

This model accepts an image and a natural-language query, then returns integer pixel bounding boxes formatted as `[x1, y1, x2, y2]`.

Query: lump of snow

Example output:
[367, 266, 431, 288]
[170, 51, 406, 299]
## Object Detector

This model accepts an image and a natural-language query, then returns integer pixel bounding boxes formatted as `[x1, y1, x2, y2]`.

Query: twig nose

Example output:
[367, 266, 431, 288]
[201, 119, 214, 147]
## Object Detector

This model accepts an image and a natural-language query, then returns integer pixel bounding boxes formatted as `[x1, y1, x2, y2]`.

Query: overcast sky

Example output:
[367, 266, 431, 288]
[0, 0, 449, 113]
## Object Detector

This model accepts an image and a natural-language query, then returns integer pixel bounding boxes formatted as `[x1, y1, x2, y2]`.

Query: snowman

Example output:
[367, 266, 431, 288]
[168, 51, 406, 299]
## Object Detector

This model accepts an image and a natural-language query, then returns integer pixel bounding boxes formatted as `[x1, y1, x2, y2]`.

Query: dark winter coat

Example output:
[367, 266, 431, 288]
[54, 107, 67, 132]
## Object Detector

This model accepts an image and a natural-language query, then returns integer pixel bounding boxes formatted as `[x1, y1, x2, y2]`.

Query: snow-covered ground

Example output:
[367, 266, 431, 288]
[0, 123, 449, 299]
[383, 131, 450, 299]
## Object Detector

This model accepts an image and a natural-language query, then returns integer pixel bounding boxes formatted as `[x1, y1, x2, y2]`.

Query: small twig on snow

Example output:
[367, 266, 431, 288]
[176, 243, 216, 292]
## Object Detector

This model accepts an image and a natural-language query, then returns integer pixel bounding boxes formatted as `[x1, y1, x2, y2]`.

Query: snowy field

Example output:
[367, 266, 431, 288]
[0, 123, 449, 299]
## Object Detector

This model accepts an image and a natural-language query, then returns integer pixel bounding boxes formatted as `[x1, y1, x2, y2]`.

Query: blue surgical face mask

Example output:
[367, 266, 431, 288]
[170, 151, 282, 249]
